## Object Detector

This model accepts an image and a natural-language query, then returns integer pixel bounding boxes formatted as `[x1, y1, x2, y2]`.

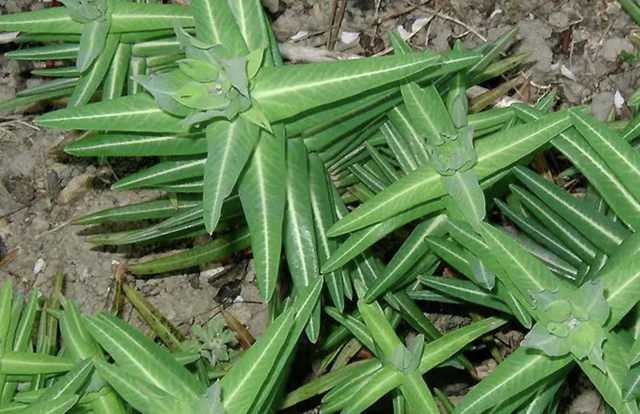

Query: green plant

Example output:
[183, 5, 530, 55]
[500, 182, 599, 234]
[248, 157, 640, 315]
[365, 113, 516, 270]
[9, 0, 640, 412]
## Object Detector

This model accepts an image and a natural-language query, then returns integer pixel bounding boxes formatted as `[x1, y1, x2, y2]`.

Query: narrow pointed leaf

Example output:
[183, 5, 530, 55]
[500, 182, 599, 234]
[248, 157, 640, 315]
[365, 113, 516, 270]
[252, 52, 440, 122]
[112, 157, 205, 190]
[512, 165, 628, 254]
[323, 200, 443, 272]
[66, 132, 207, 157]
[364, 215, 447, 303]
[127, 227, 251, 275]
[238, 128, 286, 301]
[83, 312, 205, 400]
[203, 119, 259, 234]
[455, 348, 572, 414]
[340, 364, 403, 414]
[570, 108, 640, 208]
[441, 169, 486, 227]
[37, 93, 184, 133]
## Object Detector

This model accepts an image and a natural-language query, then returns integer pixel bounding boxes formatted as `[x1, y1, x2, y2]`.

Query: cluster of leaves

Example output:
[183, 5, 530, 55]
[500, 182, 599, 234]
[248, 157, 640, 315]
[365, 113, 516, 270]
[5, 0, 640, 413]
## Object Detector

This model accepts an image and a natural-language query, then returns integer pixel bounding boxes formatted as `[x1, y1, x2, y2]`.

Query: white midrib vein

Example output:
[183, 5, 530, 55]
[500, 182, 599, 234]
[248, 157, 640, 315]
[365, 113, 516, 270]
[382, 122, 418, 172]
[381, 216, 445, 284]
[254, 56, 438, 101]
[524, 166, 625, 244]
[206, 124, 238, 230]
[287, 181, 312, 288]
[576, 114, 640, 183]
[457, 354, 548, 414]
[223, 310, 293, 411]
[78, 135, 186, 150]
[116, 158, 205, 188]
[48, 106, 163, 123]
[252, 148, 274, 295]
[426, 278, 493, 300]
[559, 132, 640, 216]
[95, 317, 202, 399]
[324, 225, 380, 273]
[487, 229, 545, 292]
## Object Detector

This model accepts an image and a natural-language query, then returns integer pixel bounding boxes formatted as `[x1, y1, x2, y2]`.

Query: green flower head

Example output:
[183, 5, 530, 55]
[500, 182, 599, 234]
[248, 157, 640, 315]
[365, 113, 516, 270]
[521, 281, 610, 372]
[427, 126, 477, 176]
[135, 24, 265, 130]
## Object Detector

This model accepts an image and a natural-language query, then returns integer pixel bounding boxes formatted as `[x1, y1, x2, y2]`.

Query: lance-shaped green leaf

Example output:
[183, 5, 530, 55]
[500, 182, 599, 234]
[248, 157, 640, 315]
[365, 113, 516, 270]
[228, 0, 271, 54]
[380, 121, 419, 173]
[339, 364, 404, 414]
[512, 165, 628, 255]
[73, 196, 201, 224]
[0, 352, 74, 375]
[402, 82, 457, 143]
[19, 394, 79, 414]
[37, 93, 184, 133]
[76, 18, 111, 73]
[514, 371, 566, 414]
[84, 312, 205, 401]
[30, 359, 93, 405]
[400, 371, 440, 414]
[387, 104, 429, 165]
[446, 219, 534, 327]
[191, 0, 247, 53]
[418, 276, 512, 314]
[221, 279, 322, 414]
[17, 78, 79, 97]
[479, 223, 573, 313]
[510, 185, 599, 265]
[282, 139, 321, 339]
[418, 316, 507, 373]
[467, 28, 518, 77]
[309, 153, 343, 310]
[570, 108, 640, 207]
[31, 66, 81, 78]
[494, 198, 581, 268]
[102, 42, 131, 101]
[111, 157, 205, 190]
[596, 251, 640, 329]
[454, 348, 572, 414]
[5, 44, 80, 60]
[515, 104, 640, 229]
[238, 129, 286, 301]
[0, 3, 193, 34]
[327, 108, 572, 236]
[579, 332, 640, 414]
[282, 360, 376, 409]
[323, 200, 444, 272]
[203, 118, 259, 234]
[93, 359, 181, 414]
[66, 132, 207, 157]
[441, 169, 486, 227]
[246, 278, 323, 413]
[251, 51, 440, 122]
[325, 307, 375, 352]
[127, 227, 251, 275]
[69, 33, 120, 107]
[364, 214, 447, 303]
[358, 300, 403, 359]
[623, 362, 640, 402]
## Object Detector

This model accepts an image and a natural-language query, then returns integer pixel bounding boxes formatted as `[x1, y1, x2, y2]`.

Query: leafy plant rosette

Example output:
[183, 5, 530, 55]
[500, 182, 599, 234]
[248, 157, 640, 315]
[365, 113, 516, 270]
[0, 0, 453, 305]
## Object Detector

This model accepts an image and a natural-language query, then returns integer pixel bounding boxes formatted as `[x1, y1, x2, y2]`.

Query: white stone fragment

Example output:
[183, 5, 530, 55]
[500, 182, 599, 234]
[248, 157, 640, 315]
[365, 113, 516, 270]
[290, 31, 308, 41]
[33, 258, 46, 275]
[340, 31, 359, 44]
